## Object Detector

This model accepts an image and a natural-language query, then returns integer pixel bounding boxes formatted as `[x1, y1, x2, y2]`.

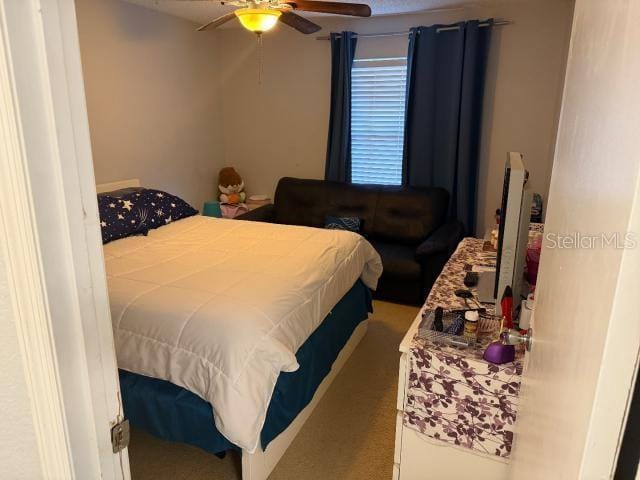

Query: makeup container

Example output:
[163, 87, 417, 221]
[464, 310, 479, 342]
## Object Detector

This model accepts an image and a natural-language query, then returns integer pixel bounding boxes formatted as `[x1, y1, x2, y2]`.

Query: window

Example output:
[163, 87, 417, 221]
[350, 59, 407, 185]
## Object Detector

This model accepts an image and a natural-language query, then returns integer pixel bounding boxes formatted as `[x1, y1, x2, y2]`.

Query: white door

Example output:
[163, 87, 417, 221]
[510, 1, 640, 478]
[0, 0, 130, 478]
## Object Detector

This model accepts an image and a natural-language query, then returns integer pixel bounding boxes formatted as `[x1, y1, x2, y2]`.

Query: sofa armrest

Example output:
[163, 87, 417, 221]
[415, 220, 464, 260]
[237, 204, 275, 223]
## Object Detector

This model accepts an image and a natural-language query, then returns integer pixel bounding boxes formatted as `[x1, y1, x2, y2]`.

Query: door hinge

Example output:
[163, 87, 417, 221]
[111, 419, 130, 453]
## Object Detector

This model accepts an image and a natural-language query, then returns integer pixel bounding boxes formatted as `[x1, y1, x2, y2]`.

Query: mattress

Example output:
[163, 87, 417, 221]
[119, 279, 372, 455]
[104, 215, 382, 452]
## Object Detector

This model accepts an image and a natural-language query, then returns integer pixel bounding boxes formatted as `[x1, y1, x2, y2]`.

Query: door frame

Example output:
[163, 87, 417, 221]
[510, 1, 640, 477]
[0, 0, 129, 478]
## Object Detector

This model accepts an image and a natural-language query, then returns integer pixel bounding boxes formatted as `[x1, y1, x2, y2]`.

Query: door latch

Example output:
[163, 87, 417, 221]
[500, 328, 533, 352]
[111, 419, 130, 453]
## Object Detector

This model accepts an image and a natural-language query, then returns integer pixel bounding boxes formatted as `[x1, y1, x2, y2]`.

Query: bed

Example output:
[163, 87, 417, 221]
[97, 180, 383, 480]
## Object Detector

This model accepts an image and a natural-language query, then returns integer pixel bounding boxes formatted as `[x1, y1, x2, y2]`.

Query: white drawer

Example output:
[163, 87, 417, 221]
[397, 428, 509, 480]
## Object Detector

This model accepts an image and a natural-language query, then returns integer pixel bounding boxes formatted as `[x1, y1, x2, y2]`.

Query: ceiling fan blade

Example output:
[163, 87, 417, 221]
[285, 1, 371, 17]
[196, 11, 237, 31]
[278, 11, 322, 34]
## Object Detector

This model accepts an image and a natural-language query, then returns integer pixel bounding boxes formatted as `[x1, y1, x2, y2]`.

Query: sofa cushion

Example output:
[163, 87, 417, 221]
[273, 178, 379, 232]
[273, 178, 329, 227]
[369, 239, 424, 305]
[372, 187, 449, 244]
[369, 239, 421, 281]
[323, 181, 379, 237]
[273, 178, 448, 245]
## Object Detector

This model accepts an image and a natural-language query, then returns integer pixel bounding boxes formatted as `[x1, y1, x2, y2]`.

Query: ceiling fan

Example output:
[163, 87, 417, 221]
[193, 0, 372, 35]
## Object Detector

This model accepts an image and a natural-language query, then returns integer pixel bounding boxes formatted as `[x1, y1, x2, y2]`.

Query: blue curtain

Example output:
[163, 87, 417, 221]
[325, 31, 357, 182]
[403, 20, 493, 234]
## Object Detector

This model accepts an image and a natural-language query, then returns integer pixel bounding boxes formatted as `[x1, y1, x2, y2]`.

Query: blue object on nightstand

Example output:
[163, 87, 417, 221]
[202, 201, 222, 218]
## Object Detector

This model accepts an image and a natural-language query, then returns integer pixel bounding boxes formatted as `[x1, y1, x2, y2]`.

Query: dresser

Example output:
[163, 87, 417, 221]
[393, 238, 524, 480]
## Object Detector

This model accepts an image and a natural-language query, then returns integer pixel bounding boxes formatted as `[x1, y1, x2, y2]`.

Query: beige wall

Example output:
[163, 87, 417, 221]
[76, 0, 225, 209]
[216, 1, 574, 234]
[75, 0, 573, 233]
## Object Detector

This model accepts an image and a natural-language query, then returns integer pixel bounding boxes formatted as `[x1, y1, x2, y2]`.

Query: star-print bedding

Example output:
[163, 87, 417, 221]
[98, 189, 198, 244]
[103, 215, 383, 452]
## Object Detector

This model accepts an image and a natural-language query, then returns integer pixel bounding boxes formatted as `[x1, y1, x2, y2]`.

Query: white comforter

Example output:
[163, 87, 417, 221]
[104, 215, 382, 452]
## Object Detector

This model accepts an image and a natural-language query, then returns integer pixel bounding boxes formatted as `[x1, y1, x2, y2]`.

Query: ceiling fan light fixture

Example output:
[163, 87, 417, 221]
[235, 8, 282, 34]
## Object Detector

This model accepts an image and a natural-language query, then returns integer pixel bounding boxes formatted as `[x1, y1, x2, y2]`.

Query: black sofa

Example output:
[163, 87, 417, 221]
[239, 178, 464, 305]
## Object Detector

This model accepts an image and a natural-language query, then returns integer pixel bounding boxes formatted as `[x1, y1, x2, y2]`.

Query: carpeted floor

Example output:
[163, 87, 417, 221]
[128, 300, 419, 480]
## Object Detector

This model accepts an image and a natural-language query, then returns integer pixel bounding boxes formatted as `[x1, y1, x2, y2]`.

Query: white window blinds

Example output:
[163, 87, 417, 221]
[351, 60, 407, 186]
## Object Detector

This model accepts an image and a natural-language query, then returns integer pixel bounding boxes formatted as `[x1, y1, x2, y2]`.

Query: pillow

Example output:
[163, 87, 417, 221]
[324, 215, 362, 233]
[98, 194, 149, 244]
[98, 188, 198, 244]
[136, 189, 198, 231]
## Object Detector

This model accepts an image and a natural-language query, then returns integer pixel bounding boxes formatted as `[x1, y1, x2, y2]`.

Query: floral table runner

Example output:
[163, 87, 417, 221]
[402, 238, 523, 459]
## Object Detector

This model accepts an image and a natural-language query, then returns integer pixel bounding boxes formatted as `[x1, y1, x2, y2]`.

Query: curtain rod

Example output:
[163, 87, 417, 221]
[315, 20, 512, 41]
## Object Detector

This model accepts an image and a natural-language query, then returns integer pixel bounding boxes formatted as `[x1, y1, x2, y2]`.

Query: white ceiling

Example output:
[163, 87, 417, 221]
[123, 0, 494, 26]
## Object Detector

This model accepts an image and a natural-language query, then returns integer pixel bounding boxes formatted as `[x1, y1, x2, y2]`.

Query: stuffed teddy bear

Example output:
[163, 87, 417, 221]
[218, 167, 246, 205]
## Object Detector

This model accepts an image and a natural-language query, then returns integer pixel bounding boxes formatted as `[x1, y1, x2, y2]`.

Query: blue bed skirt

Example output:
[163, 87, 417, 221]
[119, 280, 372, 455]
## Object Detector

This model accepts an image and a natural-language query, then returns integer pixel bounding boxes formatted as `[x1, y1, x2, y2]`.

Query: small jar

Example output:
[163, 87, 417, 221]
[464, 310, 479, 340]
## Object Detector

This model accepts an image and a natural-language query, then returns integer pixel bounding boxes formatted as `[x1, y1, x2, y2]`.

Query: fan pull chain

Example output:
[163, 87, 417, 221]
[257, 33, 263, 85]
